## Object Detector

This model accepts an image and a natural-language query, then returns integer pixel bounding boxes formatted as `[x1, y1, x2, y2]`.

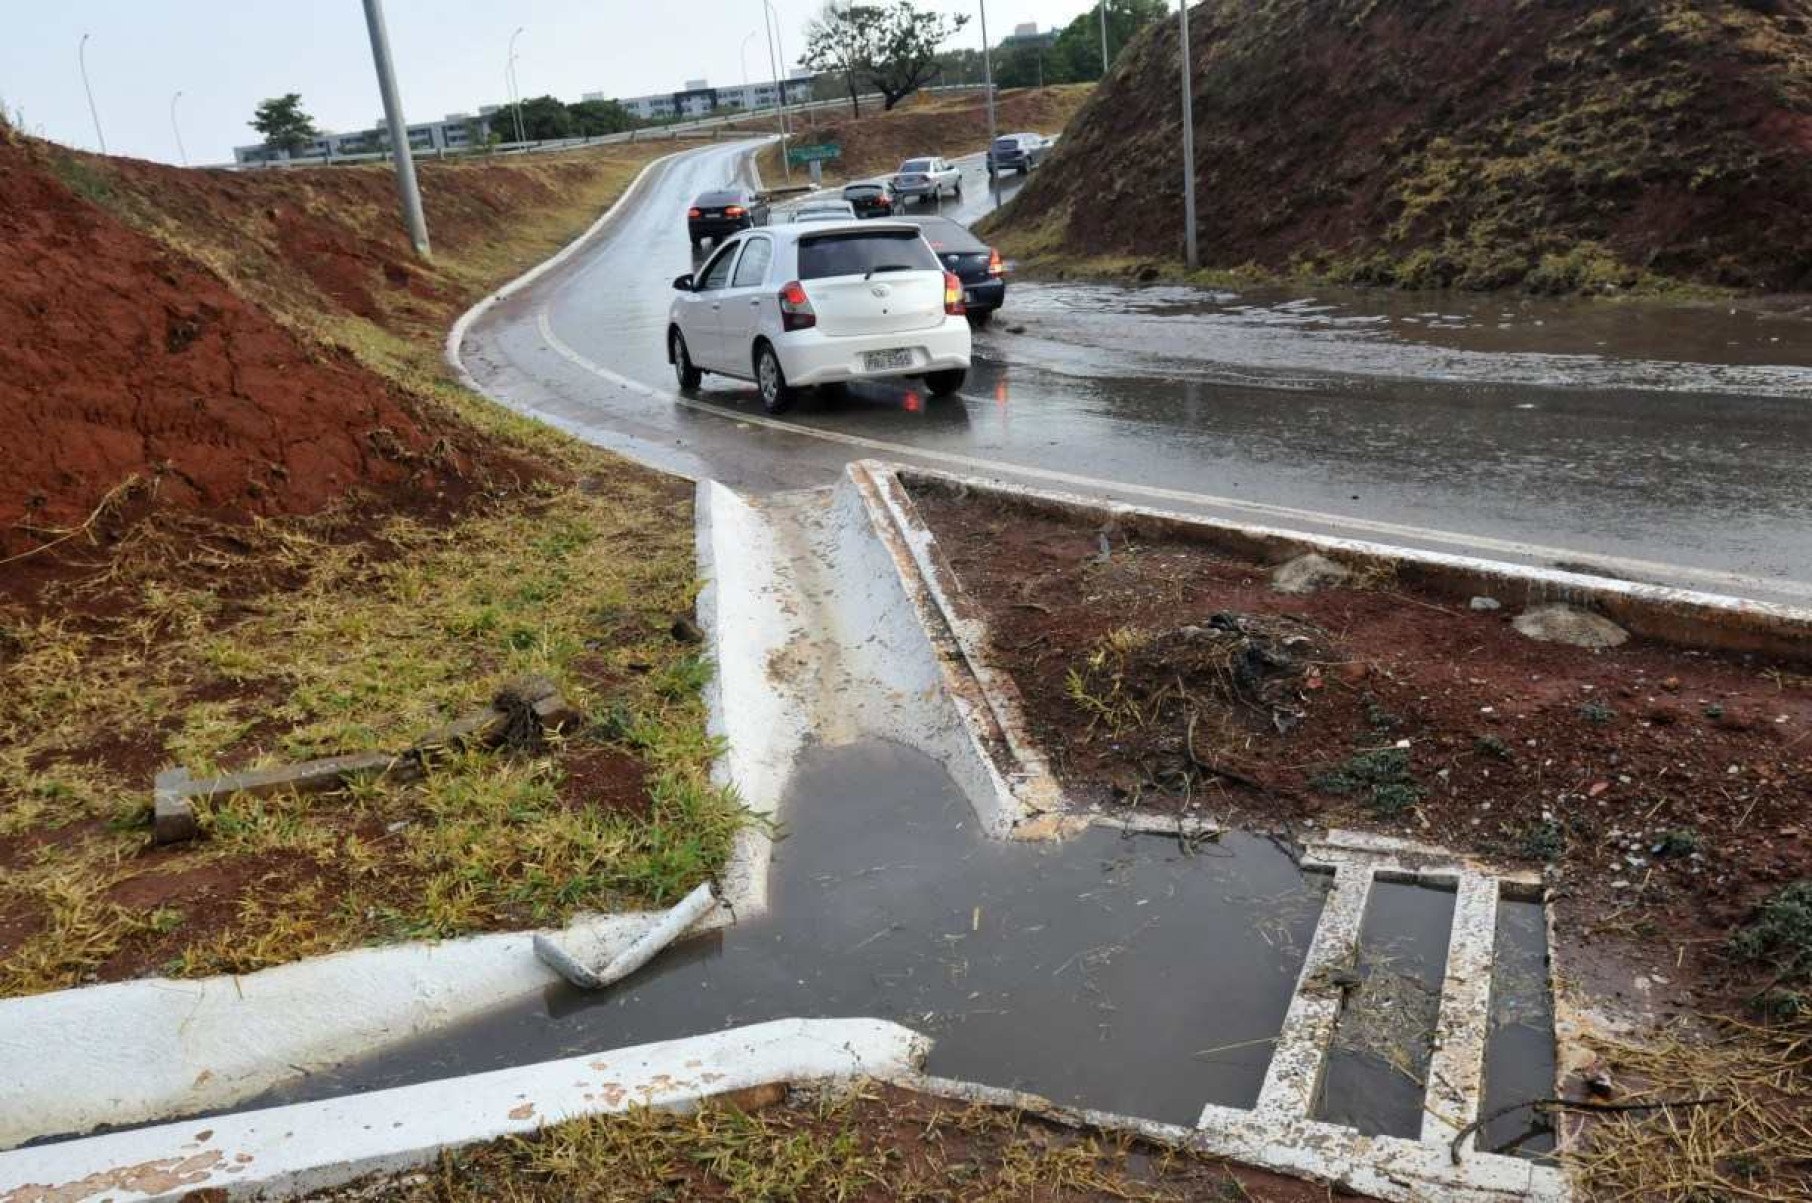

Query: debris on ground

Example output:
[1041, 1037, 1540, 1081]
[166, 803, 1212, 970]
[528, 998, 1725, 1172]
[1470, 596, 1503, 612]
[533, 880, 722, 990]
[1511, 603, 1628, 649]
[1271, 552, 1352, 595]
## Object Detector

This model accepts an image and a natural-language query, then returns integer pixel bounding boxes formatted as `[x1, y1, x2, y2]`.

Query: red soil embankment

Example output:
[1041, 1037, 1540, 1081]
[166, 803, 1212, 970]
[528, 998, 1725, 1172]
[0, 136, 457, 557]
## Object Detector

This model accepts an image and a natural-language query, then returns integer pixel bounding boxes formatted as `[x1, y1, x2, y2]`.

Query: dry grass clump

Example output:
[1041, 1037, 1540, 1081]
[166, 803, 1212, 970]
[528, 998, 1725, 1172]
[1573, 1020, 1812, 1202]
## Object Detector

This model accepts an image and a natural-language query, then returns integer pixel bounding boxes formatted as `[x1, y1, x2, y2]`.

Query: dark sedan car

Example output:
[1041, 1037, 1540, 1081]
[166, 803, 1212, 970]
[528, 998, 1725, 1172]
[986, 132, 1050, 176]
[841, 181, 897, 219]
[687, 188, 769, 248]
[899, 215, 1005, 325]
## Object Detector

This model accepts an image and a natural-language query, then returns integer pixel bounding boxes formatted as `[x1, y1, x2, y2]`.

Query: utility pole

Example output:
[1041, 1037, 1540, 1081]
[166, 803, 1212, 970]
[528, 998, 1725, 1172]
[760, 1, 791, 182]
[1100, 1, 1110, 77]
[361, 0, 430, 258]
[1178, 0, 1197, 269]
[78, 34, 106, 154]
[980, 0, 997, 197]
[507, 27, 526, 144]
[170, 91, 188, 166]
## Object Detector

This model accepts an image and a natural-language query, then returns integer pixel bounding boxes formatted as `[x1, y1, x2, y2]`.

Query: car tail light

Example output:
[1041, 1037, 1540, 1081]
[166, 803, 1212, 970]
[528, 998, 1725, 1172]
[943, 271, 965, 316]
[687, 207, 701, 218]
[724, 205, 746, 218]
[779, 280, 816, 331]
[987, 248, 1004, 277]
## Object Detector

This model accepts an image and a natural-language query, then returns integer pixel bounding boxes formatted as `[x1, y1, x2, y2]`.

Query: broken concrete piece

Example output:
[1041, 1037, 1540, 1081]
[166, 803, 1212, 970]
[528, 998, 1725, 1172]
[1271, 553, 1351, 595]
[535, 881, 721, 989]
[1469, 597, 1502, 612]
[1512, 604, 1629, 649]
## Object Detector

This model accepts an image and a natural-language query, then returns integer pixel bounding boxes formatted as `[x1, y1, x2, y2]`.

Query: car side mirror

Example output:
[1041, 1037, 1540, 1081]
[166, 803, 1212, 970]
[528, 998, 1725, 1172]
[672, 274, 694, 291]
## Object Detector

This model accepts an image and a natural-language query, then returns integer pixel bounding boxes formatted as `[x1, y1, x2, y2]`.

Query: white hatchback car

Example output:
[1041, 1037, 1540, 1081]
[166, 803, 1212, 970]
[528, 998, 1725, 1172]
[666, 221, 972, 414]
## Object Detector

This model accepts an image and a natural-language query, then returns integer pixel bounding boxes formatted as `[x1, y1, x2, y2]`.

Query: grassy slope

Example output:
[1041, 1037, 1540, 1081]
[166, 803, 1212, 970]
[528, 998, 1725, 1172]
[0, 140, 749, 996]
[751, 86, 1092, 189]
[985, 0, 1812, 294]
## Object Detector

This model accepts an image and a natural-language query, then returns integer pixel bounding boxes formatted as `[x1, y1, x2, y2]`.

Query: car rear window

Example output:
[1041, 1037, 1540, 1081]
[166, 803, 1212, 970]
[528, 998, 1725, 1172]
[992, 137, 1019, 151]
[844, 185, 883, 197]
[908, 219, 984, 253]
[797, 230, 939, 280]
[900, 159, 932, 173]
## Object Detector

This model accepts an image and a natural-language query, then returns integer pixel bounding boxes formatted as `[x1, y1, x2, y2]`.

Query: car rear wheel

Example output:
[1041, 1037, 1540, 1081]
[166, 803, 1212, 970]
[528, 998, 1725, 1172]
[671, 329, 702, 391]
[924, 368, 967, 397]
[755, 343, 796, 414]
[966, 308, 994, 329]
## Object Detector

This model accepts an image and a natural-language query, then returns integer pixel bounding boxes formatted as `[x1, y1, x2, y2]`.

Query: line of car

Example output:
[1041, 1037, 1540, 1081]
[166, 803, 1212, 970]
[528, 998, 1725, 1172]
[671, 136, 1045, 414]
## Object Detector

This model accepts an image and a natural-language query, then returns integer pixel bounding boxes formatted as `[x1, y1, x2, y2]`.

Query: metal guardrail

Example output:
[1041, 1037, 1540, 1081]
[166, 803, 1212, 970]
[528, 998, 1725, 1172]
[217, 85, 993, 171]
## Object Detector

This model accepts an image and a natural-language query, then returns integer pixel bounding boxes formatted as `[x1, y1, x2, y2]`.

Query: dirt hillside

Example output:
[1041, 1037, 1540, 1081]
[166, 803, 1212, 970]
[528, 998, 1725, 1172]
[0, 135, 459, 556]
[985, 0, 1812, 292]
[1, 133, 663, 567]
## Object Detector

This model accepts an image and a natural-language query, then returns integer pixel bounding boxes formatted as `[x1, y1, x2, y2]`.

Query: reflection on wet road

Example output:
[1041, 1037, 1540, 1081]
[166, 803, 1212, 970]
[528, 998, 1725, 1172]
[259, 741, 1328, 1126]
[460, 140, 1812, 600]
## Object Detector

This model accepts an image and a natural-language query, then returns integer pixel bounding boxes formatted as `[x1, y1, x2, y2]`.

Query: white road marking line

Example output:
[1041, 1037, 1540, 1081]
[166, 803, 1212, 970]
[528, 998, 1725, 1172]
[531, 306, 1812, 602]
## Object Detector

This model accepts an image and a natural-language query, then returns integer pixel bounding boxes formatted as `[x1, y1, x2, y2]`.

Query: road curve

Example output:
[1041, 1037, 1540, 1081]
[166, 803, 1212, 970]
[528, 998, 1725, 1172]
[457, 141, 1812, 604]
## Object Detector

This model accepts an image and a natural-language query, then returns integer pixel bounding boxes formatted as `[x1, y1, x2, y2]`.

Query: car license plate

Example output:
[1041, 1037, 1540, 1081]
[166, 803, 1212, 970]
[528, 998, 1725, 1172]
[863, 348, 913, 371]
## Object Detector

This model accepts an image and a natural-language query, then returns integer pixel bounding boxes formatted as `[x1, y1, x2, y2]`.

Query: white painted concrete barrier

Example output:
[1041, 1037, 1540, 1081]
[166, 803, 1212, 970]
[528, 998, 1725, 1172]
[0, 1018, 928, 1202]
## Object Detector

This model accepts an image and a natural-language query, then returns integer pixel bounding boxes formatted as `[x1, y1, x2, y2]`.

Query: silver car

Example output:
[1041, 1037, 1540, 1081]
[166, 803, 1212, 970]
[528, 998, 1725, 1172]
[891, 157, 963, 205]
[791, 199, 859, 223]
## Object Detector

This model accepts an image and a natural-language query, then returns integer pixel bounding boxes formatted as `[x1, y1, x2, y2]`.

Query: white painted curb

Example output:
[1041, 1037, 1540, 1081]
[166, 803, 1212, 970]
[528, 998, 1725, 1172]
[0, 1018, 929, 1203]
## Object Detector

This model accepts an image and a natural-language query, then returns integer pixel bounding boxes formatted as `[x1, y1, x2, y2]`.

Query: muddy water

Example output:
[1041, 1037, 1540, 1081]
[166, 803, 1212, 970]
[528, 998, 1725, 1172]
[1482, 899, 1559, 1161]
[261, 740, 1326, 1125]
[1313, 881, 1456, 1138]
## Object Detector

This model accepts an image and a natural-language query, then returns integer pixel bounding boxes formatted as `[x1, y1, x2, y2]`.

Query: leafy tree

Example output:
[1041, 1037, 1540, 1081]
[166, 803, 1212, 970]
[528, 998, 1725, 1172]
[866, 1, 969, 110]
[803, 2, 882, 117]
[804, 1, 968, 113]
[1051, 0, 1167, 81]
[569, 98, 633, 137]
[496, 95, 576, 142]
[250, 93, 319, 156]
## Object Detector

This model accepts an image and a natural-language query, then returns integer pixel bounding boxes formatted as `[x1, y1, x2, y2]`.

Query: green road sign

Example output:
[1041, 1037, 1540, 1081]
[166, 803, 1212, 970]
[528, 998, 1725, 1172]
[786, 142, 841, 166]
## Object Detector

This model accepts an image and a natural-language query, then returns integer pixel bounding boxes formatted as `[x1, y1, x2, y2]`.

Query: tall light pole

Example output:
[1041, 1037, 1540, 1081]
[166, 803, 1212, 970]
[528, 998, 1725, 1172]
[980, 0, 997, 197]
[507, 26, 526, 144]
[169, 90, 188, 167]
[78, 33, 106, 154]
[361, 0, 430, 258]
[760, 1, 790, 182]
[1100, 1, 1110, 76]
[1177, 0, 1197, 269]
[741, 31, 758, 96]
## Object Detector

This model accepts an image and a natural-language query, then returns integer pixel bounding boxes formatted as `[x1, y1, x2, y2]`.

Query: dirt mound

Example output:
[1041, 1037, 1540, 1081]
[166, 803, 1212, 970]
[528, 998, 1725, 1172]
[0, 135, 472, 559]
[986, 0, 1812, 292]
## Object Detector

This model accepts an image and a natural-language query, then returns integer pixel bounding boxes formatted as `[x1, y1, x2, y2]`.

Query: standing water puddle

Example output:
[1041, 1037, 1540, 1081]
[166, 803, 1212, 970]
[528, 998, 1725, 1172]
[256, 740, 1327, 1125]
[1314, 880, 1456, 1137]
[1482, 898, 1559, 1161]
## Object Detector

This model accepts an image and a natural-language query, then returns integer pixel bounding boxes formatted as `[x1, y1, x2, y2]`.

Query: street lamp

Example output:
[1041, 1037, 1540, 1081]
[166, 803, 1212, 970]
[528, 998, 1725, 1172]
[170, 90, 188, 167]
[506, 26, 526, 143]
[759, 1, 790, 181]
[741, 30, 758, 94]
[362, 0, 430, 257]
[1099, 1, 1110, 76]
[78, 33, 106, 154]
[1177, 0, 1197, 268]
[979, 0, 997, 197]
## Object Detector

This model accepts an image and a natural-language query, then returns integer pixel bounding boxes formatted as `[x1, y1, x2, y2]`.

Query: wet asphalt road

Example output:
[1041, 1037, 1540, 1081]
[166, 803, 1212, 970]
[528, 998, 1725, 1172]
[460, 141, 1812, 603]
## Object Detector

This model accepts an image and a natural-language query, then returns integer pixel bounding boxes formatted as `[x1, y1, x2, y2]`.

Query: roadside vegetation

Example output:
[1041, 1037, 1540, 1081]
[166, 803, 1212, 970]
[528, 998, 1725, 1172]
[0, 125, 741, 996]
[985, 0, 1812, 295]
[304, 1083, 1351, 1202]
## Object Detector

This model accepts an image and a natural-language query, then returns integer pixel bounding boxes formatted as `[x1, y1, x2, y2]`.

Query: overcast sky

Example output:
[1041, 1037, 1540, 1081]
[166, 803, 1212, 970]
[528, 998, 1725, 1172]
[4, 1, 1101, 166]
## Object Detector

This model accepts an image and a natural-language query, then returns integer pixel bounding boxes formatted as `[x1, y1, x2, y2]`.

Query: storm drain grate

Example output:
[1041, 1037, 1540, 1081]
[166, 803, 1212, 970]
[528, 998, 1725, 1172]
[1194, 830, 1569, 1201]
